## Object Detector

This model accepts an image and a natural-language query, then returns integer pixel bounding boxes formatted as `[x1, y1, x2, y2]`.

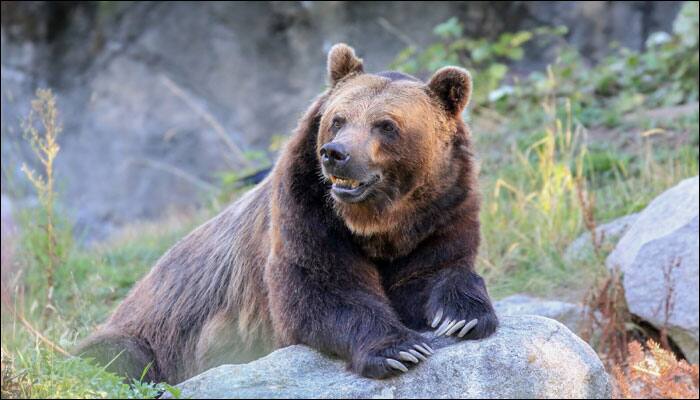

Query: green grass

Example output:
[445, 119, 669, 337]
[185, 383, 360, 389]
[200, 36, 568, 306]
[475, 97, 699, 301]
[1, 347, 182, 399]
[2, 214, 200, 398]
[2, 6, 699, 396]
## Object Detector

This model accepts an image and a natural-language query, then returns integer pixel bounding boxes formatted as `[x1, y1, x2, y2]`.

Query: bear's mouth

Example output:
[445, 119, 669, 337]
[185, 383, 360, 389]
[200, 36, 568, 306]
[329, 174, 380, 203]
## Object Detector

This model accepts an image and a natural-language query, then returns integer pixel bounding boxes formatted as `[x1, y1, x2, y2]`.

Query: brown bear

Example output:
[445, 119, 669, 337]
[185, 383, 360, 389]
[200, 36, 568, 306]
[77, 43, 498, 384]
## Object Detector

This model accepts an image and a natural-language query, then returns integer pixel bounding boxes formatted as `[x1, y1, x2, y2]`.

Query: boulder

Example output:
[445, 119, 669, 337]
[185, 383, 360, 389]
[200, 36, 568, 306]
[169, 316, 612, 399]
[495, 294, 586, 333]
[564, 213, 639, 263]
[607, 176, 699, 363]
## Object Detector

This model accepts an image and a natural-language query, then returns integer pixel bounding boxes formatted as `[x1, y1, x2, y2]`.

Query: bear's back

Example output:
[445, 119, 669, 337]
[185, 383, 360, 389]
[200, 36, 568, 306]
[104, 177, 274, 381]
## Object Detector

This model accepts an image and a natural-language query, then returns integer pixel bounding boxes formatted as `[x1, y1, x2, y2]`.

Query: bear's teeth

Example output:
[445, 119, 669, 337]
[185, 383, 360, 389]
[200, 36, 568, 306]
[330, 176, 360, 188]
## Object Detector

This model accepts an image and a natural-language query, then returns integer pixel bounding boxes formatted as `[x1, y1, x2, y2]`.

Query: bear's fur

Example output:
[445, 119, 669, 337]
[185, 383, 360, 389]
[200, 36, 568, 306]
[77, 43, 498, 383]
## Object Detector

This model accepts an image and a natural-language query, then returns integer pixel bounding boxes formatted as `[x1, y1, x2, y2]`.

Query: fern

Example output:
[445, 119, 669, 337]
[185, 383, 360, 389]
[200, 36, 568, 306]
[614, 339, 699, 399]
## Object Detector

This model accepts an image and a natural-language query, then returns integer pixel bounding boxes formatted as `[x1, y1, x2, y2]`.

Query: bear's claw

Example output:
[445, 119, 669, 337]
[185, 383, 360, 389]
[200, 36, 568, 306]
[434, 319, 454, 336]
[408, 349, 427, 361]
[386, 358, 408, 372]
[430, 308, 444, 328]
[432, 313, 478, 338]
[356, 333, 433, 378]
[457, 319, 478, 337]
[415, 343, 433, 355]
[382, 343, 434, 375]
[398, 351, 419, 363]
[446, 319, 466, 335]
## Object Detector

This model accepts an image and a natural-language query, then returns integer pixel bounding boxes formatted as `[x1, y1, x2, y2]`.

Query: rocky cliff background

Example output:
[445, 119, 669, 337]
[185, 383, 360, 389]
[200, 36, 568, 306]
[0, 1, 683, 240]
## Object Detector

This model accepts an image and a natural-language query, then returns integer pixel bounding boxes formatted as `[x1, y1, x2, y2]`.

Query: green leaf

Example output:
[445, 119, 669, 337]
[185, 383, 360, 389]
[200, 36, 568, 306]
[510, 31, 533, 47]
[471, 44, 491, 63]
[488, 63, 509, 82]
[433, 17, 463, 39]
[508, 47, 525, 61]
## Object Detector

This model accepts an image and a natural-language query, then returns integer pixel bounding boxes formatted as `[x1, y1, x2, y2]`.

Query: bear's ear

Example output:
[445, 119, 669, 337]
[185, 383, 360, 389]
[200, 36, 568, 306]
[427, 67, 472, 116]
[327, 43, 364, 87]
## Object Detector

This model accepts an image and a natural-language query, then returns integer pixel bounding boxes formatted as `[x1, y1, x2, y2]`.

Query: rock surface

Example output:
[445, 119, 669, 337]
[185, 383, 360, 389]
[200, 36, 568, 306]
[495, 294, 587, 333]
[564, 213, 639, 263]
[169, 316, 611, 399]
[1, 2, 683, 239]
[607, 176, 699, 363]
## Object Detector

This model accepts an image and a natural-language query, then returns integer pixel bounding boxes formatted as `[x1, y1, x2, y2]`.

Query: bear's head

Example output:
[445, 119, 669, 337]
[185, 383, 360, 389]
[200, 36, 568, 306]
[316, 44, 474, 236]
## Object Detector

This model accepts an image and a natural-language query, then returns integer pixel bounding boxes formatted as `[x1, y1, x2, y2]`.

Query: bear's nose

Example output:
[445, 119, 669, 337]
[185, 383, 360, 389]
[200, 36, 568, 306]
[320, 142, 350, 167]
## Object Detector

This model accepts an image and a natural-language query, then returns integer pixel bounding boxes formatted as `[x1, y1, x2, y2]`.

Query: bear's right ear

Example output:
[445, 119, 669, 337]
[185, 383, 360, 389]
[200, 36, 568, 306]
[327, 43, 364, 87]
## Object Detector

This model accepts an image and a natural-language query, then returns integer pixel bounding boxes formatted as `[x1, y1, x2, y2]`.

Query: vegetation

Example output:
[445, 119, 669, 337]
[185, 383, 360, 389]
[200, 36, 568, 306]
[17, 89, 70, 320]
[614, 339, 699, 399]
[391, 18, 567, 107]
[390, 4, 699, 397]
[1, 212, 191, 398]
[2, 89, 190, 398]
[392, 1, 699, 301]
[1, 2, 699, 398]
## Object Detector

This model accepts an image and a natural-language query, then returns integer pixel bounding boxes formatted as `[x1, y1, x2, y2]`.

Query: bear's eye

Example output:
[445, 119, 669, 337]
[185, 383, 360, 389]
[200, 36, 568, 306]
[331, 117, 345, 132]
[377, 120, 397, 135]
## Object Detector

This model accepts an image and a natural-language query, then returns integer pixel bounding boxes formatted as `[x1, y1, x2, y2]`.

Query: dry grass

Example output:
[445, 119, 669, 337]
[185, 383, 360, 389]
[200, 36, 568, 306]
[1, 347, 27, 399]
[19, 89, 64, 320]
[580, 269, 632, 368]
[614, 339, 699, 399]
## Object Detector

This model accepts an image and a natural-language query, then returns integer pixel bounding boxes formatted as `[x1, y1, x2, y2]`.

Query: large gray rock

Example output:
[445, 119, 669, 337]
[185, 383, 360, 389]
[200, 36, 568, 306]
[495, 294, 586, 333]
[564, 213, 640, 263]
[170, 316, 611, 399]
[607, 176, 699, 363]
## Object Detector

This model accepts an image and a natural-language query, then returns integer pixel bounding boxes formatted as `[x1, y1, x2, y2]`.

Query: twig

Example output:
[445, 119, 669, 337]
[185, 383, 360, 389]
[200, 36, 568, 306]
[657, 257, 680, 351]
[129, 157, 220, 193]
[574, 177, 601, 258]
[158, 74, 249, 168]
[1, 293, 70, 357]
[376, 17, 416, 48]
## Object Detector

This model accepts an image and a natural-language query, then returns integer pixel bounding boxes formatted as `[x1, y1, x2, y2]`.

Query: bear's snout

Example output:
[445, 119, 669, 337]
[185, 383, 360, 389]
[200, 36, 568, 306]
[320, 142, 350, 169]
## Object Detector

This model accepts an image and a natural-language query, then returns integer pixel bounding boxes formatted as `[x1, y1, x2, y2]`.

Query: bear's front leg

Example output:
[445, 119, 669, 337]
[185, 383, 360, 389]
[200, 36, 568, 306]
[265, 255, 434, 379]
[425, 267, 498, 340]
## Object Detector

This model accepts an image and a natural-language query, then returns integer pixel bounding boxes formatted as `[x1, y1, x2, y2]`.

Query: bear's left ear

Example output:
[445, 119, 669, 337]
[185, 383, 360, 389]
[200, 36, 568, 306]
[327, 43, 364, 87]
[427, 67, 472, 116]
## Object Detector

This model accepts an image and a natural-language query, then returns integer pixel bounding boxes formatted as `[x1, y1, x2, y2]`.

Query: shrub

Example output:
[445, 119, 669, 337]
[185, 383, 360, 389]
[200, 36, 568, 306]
[614, 339, 699, 399]
[392, 1, 699, 126]
[18, 89, 73, 321]
[391, 17, 566, 107]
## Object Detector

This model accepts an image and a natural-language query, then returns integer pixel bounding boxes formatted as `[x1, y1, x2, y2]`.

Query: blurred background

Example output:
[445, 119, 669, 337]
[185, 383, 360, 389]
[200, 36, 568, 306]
[0, 1, 688, 239]
[1, 2, 698, 398]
